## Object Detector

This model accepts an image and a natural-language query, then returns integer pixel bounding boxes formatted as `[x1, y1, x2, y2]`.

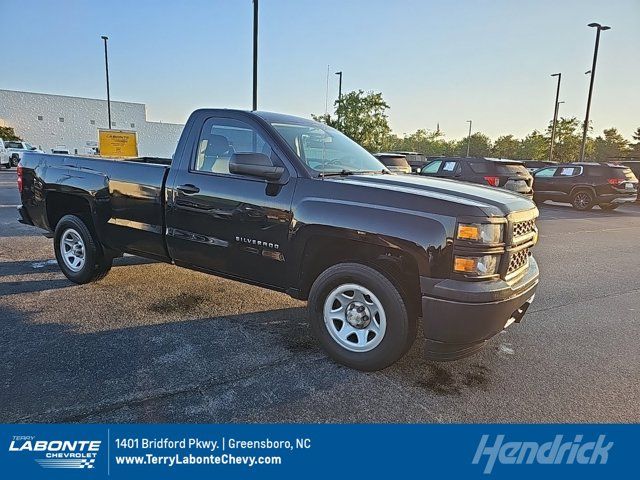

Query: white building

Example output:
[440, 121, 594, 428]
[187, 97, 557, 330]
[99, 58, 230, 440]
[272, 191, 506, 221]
[0, 89, 184, 158]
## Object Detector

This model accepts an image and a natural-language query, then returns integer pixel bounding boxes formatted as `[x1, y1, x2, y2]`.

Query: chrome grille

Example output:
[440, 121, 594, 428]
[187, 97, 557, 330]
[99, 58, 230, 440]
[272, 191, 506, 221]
[513, 219, 536, 239]
[507, 248, 530, 275]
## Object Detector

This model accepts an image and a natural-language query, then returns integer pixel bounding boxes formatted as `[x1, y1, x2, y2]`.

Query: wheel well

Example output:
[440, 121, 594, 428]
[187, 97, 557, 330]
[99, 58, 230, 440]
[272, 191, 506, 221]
[46, 192, 93, 231]
[570, 186, 596, 197]
[298, 237, 422, 317]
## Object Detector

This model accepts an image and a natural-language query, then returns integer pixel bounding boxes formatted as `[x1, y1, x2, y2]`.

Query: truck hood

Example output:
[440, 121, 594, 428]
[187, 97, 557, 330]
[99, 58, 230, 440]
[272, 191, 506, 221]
[325, 173, 536, 217]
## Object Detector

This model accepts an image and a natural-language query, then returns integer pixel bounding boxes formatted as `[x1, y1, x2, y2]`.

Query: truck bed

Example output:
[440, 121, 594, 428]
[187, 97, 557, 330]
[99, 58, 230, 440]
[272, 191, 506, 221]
[21, 152, 171, 260]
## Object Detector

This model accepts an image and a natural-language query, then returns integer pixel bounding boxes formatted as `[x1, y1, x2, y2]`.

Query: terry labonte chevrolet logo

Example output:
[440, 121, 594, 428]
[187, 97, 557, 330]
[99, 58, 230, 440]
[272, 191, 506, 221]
[9, 436, 100, 469]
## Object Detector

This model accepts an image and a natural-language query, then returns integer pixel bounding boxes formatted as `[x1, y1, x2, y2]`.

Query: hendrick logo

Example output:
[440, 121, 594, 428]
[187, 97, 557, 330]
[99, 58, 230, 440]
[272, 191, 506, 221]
[9, 436, 101, 469]
[472, 434, 613, 474]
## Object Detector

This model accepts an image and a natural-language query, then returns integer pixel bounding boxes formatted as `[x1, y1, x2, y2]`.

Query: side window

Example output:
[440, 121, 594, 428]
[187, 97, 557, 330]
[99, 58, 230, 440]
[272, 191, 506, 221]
[421, 160, 442, 174]
[556, 167, 580, 177]
[441, 160, 460, 176]
[194, 117, 272, 174]
[535, 167, 557, 177]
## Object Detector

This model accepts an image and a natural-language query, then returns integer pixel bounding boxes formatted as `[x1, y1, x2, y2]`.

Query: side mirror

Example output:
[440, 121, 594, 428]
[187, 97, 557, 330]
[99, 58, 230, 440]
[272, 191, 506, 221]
[229, 153, 285, 181]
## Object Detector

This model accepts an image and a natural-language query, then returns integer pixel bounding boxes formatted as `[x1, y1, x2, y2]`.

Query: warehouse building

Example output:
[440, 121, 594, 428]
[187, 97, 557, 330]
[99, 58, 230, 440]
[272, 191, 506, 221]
[0, 89, 184, 158]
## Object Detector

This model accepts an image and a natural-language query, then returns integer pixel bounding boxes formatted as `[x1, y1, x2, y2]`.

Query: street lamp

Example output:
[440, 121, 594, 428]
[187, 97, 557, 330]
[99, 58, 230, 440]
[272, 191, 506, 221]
[465, 120, 472, 157]
[335, 71, 343, 123]
[252, 0, 259, 111]
[548, 73, 561, 161]
[579, 22, 611, 161]
[101, 35, 111, 129]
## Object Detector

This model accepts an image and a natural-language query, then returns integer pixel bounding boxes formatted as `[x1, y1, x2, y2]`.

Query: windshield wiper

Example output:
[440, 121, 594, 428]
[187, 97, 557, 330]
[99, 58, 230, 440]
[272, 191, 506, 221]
[320, 169, 356, 177]
[321, 169, 387, 177]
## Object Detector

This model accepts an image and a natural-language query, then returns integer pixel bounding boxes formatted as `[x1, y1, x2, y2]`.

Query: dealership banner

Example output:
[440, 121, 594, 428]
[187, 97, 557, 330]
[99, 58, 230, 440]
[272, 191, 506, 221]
[0, 424, 632, 478]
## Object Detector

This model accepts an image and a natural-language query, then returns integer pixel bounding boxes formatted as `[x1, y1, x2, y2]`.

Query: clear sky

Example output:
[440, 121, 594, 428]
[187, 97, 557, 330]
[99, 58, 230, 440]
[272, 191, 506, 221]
[2, 0, 639, 140]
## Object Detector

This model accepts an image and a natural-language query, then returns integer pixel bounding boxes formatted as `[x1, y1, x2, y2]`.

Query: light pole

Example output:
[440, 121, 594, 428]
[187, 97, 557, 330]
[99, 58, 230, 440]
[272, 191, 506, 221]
[101, 35, 111, 129]
[579, 22, 611, 161]
[548, 73, 561, 161]
[465, 120, 472, 157]
[252, 0, 259, 111]
[335, 71, 343, 123]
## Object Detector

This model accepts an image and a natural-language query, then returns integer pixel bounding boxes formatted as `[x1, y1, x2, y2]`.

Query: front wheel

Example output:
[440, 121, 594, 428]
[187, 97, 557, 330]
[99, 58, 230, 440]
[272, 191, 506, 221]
[54, 215, 112, 284]
[308, 263, 417, 371]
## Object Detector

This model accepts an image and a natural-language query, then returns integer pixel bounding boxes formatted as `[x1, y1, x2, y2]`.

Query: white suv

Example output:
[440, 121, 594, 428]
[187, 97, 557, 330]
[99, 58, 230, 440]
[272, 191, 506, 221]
[0, 139, 11, 169]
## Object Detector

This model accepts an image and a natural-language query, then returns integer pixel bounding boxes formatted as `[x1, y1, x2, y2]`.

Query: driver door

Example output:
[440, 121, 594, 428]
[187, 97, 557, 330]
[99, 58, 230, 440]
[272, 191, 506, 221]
[166, 116, 296, 288]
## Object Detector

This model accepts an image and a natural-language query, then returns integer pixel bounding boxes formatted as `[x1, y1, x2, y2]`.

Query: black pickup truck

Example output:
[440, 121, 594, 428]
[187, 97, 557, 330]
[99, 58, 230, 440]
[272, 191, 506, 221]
[17, 109, 540, 370]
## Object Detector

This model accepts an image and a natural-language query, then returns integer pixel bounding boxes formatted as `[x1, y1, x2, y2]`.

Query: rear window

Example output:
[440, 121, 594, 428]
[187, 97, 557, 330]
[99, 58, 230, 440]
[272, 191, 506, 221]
[609, 167, 636, 180]
[379, 156, 409, 167]
[591, 165, 635, 179]
[495, 163, 528, 175]
[468, 162, 489, 174]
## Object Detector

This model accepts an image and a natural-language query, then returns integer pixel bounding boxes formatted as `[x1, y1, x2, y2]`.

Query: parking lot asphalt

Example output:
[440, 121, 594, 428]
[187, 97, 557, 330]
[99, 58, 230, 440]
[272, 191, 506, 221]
[1, 167, 639, 423]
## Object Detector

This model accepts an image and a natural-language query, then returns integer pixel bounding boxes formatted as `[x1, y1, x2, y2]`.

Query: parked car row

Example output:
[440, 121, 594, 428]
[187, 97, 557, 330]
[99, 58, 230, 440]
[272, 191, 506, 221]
[373, 150, 638, 211]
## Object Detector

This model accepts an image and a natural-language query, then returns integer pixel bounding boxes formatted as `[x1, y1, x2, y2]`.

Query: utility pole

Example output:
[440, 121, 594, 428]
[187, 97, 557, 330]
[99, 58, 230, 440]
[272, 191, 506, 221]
[549, 73, 561, 161]
[252, 0, 259, 111]
[335, 71, 343, 124]
[101, 35, 111, 129]
[466, 120, 472, 157]
[579, 22, 611, 161]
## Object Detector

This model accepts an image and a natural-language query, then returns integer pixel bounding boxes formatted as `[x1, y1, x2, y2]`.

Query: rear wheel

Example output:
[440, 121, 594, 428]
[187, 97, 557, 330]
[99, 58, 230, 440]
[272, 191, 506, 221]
[600, 203, 619, 211]
[308, 263, 417, 371]
[571, 190, 594, 211]
[54, 215, 112, 284]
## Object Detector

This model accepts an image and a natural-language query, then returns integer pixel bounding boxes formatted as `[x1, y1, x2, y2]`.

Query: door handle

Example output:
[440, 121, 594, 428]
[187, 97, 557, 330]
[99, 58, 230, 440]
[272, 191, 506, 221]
[176, 184, 200, 194]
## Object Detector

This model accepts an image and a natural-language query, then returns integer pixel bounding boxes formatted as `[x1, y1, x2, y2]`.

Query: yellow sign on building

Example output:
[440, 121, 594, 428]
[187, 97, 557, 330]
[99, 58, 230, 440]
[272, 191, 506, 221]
[98, 129, 138, 158]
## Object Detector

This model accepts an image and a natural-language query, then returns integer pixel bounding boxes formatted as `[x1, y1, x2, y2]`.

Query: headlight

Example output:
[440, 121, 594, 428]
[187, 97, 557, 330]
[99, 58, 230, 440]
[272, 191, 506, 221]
[453, 254, 500, 276]
[456, 223, 503, 243]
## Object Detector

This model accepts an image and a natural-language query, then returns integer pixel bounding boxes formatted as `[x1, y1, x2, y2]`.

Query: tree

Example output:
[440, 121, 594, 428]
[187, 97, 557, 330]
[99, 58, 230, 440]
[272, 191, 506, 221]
[518, 131, 548, 160]
[631, 127, 640, 159]
[593, 128, 630, 161]
[385, 128, 457, 156]
[0, 126, 21, 141]
[313, 90, 391, 152]
[547, 117, 583, 162]
[491, 135, 520, 158]
[455, 133, 492, 157]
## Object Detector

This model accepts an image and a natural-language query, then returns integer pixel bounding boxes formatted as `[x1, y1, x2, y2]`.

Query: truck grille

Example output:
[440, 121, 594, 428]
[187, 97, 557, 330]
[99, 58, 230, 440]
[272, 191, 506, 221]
[513, 219, 536, 239]
[507, 248, 530, 275]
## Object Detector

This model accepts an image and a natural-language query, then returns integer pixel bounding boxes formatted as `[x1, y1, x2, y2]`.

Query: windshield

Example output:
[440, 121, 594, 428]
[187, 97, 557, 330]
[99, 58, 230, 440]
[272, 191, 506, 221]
[271, 122, 386, 174]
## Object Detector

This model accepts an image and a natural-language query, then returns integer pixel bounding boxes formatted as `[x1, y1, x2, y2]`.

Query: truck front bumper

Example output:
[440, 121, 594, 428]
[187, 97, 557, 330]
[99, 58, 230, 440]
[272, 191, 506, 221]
[420, 257, 539, 361]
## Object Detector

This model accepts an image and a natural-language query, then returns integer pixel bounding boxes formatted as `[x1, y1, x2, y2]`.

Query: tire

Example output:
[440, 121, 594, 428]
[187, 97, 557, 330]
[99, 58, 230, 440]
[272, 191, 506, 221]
[600, 203, 619, 211]
[571, 189, 594, 211]
[3, 163, 10, 169]
[54, 214, 112, 284]
[308, 263, 417, 371]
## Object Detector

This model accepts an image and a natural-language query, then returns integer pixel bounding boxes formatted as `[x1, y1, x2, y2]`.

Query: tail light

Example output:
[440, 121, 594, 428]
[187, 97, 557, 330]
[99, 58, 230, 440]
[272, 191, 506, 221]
[484, 176, 500, 187]
[607, 178, 624, 186]
[17, 165, 23, 193]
